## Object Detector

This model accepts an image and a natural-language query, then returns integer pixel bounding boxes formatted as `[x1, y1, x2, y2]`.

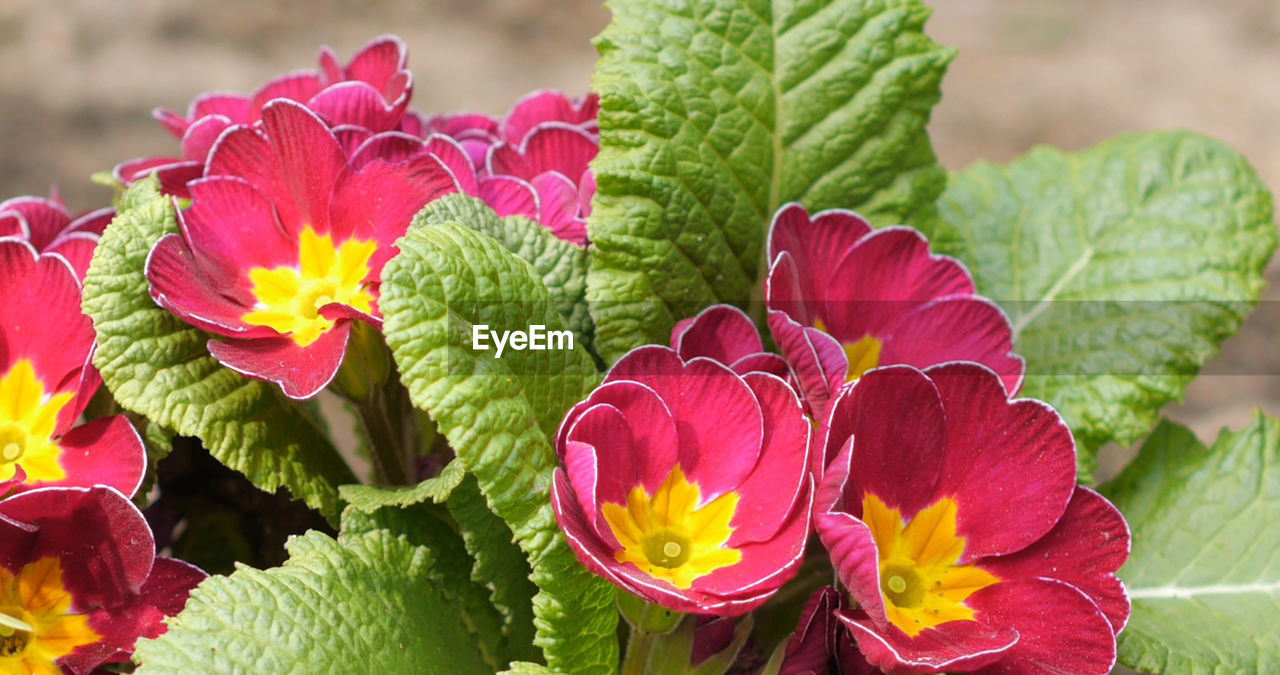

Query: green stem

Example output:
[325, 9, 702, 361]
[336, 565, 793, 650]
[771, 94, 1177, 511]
[353, 391, 412, 486]
[621, 624, 658, 675]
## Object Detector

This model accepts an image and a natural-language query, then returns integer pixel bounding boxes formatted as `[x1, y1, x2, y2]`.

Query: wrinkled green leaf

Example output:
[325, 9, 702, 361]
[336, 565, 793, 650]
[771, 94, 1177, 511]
[587, 0, 955, 361]
[381, 223, 616, 672]
[341, 502, 511, 668]
[414, 193, 593, 352]
[447, 476, 541, 664]
[1101, 415, 1280, 673]
[81, 179, 354, 520]
[938, 132, 1275, 475]
[135, 530, 491, 674]
[340, 458, 468, 511]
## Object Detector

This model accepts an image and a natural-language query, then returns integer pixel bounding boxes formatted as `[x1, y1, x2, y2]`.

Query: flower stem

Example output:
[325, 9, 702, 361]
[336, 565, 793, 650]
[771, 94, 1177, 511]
[621, 624, 658, 675]
[353, 387, 412, 486]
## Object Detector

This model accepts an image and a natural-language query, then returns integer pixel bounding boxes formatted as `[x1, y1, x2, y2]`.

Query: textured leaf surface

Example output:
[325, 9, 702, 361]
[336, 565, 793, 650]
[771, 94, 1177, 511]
[381, 223, 616, 672]
[340, 458, 468, 510]
[587, 0, 955, 361]
[81, 180, 354, 519]
[938, 132, 1275, 472]
[447, 476, 541, 664]
[414, 193, 593, 352]
[1102, 415, 1280, 674]
[341, 502, 511, 668]
[134, 530, 491, 674]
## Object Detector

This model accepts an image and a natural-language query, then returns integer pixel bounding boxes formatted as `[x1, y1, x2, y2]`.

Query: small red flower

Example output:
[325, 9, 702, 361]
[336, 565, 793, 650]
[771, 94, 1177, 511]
[115, 35, 419, 197]
[0, 196, 112, 280]
[0, 486, 205, 673]
[765, 203, 1023, 427]
[0, 240, 145, 497]
[551, 345, 813, 615]
[145, 99, 457, 399]
[815, 364, 1128, 674]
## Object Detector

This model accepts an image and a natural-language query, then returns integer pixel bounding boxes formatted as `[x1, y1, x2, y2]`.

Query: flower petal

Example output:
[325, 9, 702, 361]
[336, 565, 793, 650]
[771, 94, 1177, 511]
[145, 233, 272, 338]
[730, 372, 811, 543]
[671, 304, 766, 367]
[14, 415, 145, 498]
[924, 362, 1077, 559]
[766, 204, 871, 315]
[206, 324, 349, 400]
[838, 608, 1016, 674]
[880, 296, 1023, 396]
[966, 578, 1116, 674]
[978, 487, 1130, 634]
[259, 99, 347, 234]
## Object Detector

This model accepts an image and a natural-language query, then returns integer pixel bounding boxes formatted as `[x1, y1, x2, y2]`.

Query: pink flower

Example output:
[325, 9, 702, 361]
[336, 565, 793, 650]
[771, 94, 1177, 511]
[670, 304, 791, 381]
[0, 240, 145, 497]
[115, 35, 418, 197]
[551, 345, 813, 616]
[145, 99, 457, 399]
[0, 195, 112, 280]
[0, 486, 205, 673]
[765, 204, 1023, 427]
[814, 364, 1129, 674]
[425, 90, 599, 245]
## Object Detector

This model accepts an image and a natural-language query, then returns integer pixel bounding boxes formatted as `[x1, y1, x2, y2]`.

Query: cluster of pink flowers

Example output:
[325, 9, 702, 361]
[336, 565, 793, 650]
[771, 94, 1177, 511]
[552, 205, 1130, 673]
[1, 197, 204, 673]
[119, 37, 599, 399]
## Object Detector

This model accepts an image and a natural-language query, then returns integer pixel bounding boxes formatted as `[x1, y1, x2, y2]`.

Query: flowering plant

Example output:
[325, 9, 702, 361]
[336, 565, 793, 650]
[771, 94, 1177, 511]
[3, 1, 1278, 673]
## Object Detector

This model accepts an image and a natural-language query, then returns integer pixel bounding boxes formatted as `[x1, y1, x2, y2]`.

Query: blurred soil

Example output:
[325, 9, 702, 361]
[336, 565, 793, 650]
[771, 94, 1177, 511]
[2, 0, 1277, 456]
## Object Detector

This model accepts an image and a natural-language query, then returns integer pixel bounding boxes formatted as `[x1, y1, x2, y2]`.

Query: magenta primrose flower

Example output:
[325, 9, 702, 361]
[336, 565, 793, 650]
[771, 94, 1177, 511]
[551, 344, 813, 615]
[115, 35, 419, 197]
[670, 304, 791, 381]
[0, 195, 112, 280]
[0, 240, 145, 497]
[815, 364, 1129, 674]
[426, 89, 599, 245]
[765, 203, 1023, 426]
[0, 486, 205, 673]
[145, 99, 458, 399]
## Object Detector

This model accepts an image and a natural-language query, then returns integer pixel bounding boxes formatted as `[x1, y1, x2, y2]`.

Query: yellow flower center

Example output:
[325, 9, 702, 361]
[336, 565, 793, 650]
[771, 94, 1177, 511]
[241, 226, 377, 347]
[1, 558, 100, 673]
[0, 360, 71, 484]
[861, 494, 999, 637]
[602, 465, 742, 589]
[812, 320, 882, 383]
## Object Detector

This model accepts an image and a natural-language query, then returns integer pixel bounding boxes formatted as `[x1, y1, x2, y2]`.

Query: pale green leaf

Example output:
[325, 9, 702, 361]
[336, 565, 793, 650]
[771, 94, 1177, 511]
[587, 0, 955, 361]
[380, 223, 616, 672]
[938, 132, 1275, 475]
[135, 530, 491, 673]
[340, 458, 468, 511]
[413, 193, 593, 354]
[81, 179, 354, 520]
[1101, 415, 1280, 674]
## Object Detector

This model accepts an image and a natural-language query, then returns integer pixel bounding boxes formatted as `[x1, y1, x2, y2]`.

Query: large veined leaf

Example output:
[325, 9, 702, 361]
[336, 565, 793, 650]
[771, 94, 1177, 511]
[1101, 415, 1280, 673]
[413, 194, 593, 353]
[587, 0, 955, 362]
[81, 179, 355, 520]
[446, 476, 541, 665]
[938, 132, 1275, 475]
[380, 223, 617, 672]
[341, 501, 516, 668]
[134, 530, 492, 673]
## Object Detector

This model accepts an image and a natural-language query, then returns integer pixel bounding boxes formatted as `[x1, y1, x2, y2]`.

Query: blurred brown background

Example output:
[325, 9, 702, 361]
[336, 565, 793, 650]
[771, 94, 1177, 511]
[2, 0, 1277, 449]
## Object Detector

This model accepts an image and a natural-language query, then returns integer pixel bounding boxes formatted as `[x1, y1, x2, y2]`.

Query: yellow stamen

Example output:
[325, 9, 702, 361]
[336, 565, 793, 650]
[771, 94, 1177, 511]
[602, 465, 742, 589]
[241, 226, 377, 347]
[861, 494, 999, 637]
[0, 360, 71, 484]
[1, 558, 100, 672]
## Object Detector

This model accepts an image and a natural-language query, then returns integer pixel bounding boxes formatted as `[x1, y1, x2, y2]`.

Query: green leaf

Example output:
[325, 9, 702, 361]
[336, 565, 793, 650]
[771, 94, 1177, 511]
[587, 0, 955, 361]
[938, 132, 1275, 474]
[340, 458, 468, 511]
[1101, 415, 1280, 673]
[81, 179, 355, 520]
[447, 476, 541, 664]
[414, 193, 594, 353]
[341, 502, 510, 669]
[135, 530, 492, 674]
[380, 223, 617, 672]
